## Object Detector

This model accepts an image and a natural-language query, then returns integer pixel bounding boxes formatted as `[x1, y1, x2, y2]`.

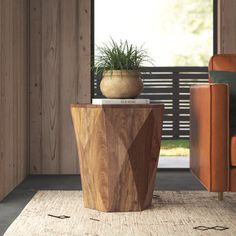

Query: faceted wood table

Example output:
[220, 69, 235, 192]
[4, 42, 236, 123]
[71, 104, 164, 212]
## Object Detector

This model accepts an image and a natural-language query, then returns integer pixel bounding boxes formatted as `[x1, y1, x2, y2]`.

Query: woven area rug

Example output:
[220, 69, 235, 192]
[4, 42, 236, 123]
[4, 191, 236, 236]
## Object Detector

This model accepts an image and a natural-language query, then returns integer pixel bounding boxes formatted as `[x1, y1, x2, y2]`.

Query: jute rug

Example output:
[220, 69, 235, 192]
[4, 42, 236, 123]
[4, 191, 236, 236]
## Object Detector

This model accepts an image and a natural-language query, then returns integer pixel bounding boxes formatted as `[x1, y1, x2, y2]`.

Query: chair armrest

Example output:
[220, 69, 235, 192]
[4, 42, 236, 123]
[190, 83, 229, 192]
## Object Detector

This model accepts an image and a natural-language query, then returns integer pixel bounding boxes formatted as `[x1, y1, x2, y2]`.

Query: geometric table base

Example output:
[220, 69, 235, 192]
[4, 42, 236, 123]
[71, 104, 164, 212]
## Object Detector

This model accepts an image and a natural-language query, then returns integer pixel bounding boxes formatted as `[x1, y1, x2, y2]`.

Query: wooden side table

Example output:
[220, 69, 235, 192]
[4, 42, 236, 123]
[71, 104, 164, 212]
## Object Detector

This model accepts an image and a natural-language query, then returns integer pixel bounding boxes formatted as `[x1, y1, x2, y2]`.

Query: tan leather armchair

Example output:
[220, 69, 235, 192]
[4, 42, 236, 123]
[190, 54, 236, 200]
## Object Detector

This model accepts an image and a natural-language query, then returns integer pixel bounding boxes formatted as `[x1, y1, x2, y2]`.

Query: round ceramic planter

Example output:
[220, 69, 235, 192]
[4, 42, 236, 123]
[100, 70, 143, 98]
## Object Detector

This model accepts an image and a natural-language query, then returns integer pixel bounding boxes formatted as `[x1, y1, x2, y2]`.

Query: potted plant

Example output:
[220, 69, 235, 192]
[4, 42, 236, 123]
[95, 39, 152, 98]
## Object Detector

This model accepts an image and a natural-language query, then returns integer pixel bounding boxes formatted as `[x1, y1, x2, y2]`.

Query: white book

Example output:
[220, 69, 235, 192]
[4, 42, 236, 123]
[92, 98, 150, 105]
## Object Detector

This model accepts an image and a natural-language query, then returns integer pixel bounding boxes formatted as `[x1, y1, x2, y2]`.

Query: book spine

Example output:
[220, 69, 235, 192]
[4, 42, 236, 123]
[113, 100, 149, 104]
[92, 99, 150, 105]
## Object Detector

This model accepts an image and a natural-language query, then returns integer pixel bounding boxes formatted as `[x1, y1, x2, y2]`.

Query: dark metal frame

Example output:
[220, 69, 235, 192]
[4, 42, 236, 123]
[213, 0, 218, 54]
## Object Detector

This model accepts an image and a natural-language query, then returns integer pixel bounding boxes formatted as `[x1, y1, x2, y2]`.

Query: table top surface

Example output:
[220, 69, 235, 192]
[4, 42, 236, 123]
[71, 103, 164, 108]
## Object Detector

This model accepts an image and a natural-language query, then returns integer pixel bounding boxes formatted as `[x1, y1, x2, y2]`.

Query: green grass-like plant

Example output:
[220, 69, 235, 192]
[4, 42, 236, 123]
[160, 139, 189, 156]
[95, 39, 152, 76]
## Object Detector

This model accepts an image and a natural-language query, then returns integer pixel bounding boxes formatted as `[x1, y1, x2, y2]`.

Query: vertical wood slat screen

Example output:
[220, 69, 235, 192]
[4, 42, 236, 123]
[0, 0, 29, 201]
[93, 67, 208, 139]
[29, 0, 91, 175]
[217, 0, 236, 53]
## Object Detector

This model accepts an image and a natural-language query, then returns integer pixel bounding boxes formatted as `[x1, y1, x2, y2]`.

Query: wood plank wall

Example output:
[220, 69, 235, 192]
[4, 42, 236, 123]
[1, 0, 236, 200]
[29, 0, 91, 174]
[0, 0, 29, 201]
[218, 0, 236, 53]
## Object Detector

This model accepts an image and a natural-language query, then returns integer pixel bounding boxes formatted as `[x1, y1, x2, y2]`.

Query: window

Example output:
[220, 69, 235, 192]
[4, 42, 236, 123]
[95, 0, 214, 66]
[94, 0, 215, 168]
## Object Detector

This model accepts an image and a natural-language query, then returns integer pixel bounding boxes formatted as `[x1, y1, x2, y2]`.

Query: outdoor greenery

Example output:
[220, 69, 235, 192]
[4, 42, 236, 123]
[164, 0, 213, 66]
[95, 0, 213, 67]
[95, 39, 152, 76]
[160, 139, 189, 156]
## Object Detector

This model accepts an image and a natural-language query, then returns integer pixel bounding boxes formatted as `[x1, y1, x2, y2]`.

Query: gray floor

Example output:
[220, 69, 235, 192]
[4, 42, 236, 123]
[159, 156, 189, 168]
[0, 171, 204, 235]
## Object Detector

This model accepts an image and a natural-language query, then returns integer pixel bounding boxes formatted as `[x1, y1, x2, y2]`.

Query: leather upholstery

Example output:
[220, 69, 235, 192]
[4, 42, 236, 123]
[190, 54, 236, 193]
[230, 168, 236, 191]
[190, 84, 229, 191]
[209, 54, 236, 82]
[231, 134, 236, 166]
[190, 85, 211, 190]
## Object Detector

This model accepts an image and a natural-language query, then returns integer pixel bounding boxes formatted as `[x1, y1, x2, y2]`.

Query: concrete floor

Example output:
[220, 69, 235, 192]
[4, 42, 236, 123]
[0, 171, 204, 235]
[159, 156, 189, 168]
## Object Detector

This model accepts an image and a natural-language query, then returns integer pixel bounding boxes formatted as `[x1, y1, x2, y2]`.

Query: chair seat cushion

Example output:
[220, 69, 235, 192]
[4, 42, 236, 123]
[231, 134, 236, 166]
[209, 71, 236, 130]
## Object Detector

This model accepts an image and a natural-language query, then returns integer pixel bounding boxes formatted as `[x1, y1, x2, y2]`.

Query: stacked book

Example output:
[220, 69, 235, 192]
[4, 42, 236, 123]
[92, 98, 150, 105]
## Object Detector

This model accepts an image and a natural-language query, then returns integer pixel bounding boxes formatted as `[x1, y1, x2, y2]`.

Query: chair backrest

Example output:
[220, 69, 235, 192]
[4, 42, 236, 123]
[209, 54, 236, 82]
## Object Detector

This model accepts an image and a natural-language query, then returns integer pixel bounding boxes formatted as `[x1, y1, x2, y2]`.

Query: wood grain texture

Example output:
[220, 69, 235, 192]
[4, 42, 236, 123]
[71, 104, 164, 212]
[218, 0, 236, 53]
[41, 0, 60, 174]
[78, 0, 91, 103]
[0, 0, 29, 201]
[59, 0, 78, 173]
[29, 0, 42, 174]
[29, 0, 91, 174]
